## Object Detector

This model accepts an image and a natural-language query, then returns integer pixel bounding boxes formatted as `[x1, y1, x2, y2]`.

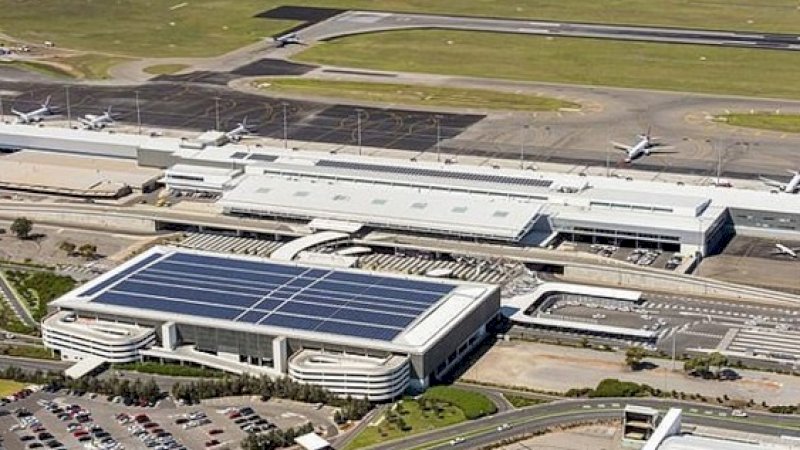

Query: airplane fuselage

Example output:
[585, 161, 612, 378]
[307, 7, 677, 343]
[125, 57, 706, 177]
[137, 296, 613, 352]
[624, 139, 650, 162]
[776, 244, 798, 259]
[784, 173, 800, 193]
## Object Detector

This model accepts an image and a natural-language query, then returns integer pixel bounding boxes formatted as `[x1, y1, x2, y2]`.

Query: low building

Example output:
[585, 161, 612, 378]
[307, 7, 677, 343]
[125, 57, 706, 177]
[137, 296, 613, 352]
[44, 247, 500, 400]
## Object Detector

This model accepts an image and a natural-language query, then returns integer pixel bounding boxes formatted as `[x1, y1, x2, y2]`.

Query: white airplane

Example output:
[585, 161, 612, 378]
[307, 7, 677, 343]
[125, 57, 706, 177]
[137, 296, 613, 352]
[773, 243, 800, 259]
[11, 96, 57, 124]
[224, 118, 256, 142]
[275, 33, 302, 48]
[760, 169, 800, 194]
[78, 106, 116, 130]
[611, 128, 675, 163]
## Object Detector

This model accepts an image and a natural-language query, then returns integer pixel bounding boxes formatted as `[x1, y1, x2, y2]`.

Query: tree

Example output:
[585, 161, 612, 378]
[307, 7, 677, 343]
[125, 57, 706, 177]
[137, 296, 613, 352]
[708, 352, 729, 378]
[10, 217, 32, 240]
[625, 347, 647, 371]
[59, 241, 76, 256]
[78, 244, 98, 259]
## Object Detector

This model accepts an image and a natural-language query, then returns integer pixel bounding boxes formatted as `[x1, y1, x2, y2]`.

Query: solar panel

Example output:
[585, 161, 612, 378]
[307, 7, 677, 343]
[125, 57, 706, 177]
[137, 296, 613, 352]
[247, 154, 278, 162]
[316, 159, 553, 188]
[96, 292, 242, 320]
[81, 252, 164, 297]
[87, 251, 460, 342]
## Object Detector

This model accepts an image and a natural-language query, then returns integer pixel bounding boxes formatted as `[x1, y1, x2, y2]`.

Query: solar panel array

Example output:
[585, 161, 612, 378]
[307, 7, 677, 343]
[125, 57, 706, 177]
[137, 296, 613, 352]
[230, 152, 278, 162]
[84, 252, 456, 342]
[316, 160, 553, 188]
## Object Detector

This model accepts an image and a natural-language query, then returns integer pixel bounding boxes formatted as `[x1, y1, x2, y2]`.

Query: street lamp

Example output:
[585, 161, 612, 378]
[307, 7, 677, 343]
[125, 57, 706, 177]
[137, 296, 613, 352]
[135, 90, 142, 135]
[520, 124, 529, 169]
[214, 97, 221, 130]
[356, 108, 364, 156]
[434, 115, 443, 163]
[282, 102, 289, 149]
[65, 86, 71, 128]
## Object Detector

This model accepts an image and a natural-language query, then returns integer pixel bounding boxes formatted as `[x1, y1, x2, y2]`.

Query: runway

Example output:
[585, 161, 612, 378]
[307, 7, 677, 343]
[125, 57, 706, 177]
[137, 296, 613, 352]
[279, 8, 800, 52]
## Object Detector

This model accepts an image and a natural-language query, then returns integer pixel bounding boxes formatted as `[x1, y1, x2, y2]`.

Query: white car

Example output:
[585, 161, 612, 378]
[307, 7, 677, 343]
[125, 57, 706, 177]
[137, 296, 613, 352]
[731, 409, 748, 418]
[449, 437, 466, 446]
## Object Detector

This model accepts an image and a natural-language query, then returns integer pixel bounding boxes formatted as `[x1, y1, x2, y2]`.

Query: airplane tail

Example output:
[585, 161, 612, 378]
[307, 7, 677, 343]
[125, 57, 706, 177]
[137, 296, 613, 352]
[42, 95, 52, 107]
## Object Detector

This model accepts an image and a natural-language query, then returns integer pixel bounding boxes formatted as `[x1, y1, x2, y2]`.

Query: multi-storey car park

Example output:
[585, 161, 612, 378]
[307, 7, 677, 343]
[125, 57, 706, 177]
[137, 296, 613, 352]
[43, 247, 499, 400]
[1, 123, 798, 258]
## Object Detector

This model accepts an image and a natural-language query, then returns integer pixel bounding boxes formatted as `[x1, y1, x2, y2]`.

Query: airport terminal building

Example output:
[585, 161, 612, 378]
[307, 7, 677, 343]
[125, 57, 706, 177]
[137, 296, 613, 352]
[1, 123, 799, 255]
[43, 247, 500, 400]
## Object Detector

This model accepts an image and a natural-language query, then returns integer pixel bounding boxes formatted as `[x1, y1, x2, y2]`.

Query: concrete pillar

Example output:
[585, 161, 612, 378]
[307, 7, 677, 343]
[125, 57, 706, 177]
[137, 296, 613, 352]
[161, 322, 177, 350]
[273, 336, 288, 373]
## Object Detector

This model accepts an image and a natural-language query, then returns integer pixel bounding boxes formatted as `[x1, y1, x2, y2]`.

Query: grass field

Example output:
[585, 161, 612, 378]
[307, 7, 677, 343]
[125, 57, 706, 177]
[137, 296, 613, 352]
[0, 379, 25, 397]
[295, 30, 800, 100]
[1, 1, 799, 58]
[716, 112, 800, 133]
[420, 386, 496, 420]
[344, 399, 465, 450]
[144, 63, 190, 75]
[257, 78, 577, 111]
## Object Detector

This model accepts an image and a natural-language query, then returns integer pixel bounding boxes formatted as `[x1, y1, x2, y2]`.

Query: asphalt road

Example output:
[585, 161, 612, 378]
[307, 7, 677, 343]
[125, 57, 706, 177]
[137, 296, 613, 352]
[297, 10, 800, 52]
[0, 270, 36, 329]
[369, 397, 800, 450]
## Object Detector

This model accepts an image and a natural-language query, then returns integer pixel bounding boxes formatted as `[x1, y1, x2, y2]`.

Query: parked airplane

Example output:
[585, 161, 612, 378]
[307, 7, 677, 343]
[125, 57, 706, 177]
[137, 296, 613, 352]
[78, 106, 115, 130]
[611, 128, 674, 163]
[11, 96, 57, 124]
[773, 243, 800, 259]
[224, 118, 256, 142]
[275, 32, 302, 48]
[760, 169, 800, 193]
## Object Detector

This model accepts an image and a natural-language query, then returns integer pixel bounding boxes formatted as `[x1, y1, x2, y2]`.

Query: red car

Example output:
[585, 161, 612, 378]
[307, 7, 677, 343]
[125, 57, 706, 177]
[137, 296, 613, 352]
[208, 429, 224, 435]
[205, 440, 220, 447]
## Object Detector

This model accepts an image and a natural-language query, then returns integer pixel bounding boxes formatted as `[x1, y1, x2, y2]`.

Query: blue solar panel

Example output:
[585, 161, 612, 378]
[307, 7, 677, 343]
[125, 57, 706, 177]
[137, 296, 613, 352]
[261, 313, 324, 330]
[324, 271, 383, 285]
[113, 281, 260, 308]
[95, 292, 242, 320]
[237, 311, 268, 324]
[332, 309, 413, 328]
[315, 321, 400, 341]
[291, 293, 349, 307]
[378, 277, 454, 294]
[87, 251, 463, 342]
[249, 298, 285, 312]
[81, 252, 163, 297]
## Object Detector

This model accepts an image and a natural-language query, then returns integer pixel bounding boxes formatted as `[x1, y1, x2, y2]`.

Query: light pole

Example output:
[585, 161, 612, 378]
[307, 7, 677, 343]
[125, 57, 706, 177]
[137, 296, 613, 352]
[434, 115, 442, 163]
[356, 108, 364, 156]
[135, 90, 142, 135]
[520, 124, 529, 169]
[65, 86, 71, 128]
[214, 97, 221, 131]
[0, 95, 4, 122]
[282, 102, 289, 149]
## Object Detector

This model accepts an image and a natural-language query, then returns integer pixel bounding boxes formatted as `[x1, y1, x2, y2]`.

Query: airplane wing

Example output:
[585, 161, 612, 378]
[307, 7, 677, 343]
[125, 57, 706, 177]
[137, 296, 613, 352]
[610, 142, 632, 151]
[647, 146, 676, 153]
[84, 114, 98, 121]
[759, 176, 784, 188]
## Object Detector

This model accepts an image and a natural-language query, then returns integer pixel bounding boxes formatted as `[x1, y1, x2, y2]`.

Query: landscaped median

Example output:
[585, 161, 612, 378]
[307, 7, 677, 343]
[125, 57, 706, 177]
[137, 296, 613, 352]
[343, 386, 497, 449]
[2, 269, 75, 322]
[255, 78, 578, 112]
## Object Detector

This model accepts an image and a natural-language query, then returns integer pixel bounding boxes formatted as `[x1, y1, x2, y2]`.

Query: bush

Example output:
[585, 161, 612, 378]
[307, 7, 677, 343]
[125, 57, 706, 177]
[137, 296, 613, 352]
[588, 379, 653, 398]
[421, 386, 497, 420]
[114, 362, 224, 378]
